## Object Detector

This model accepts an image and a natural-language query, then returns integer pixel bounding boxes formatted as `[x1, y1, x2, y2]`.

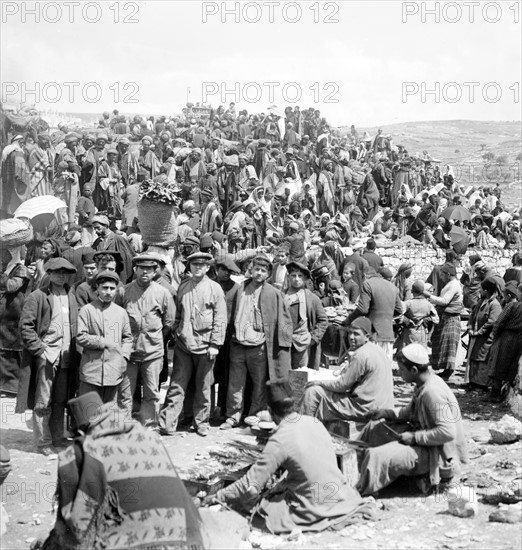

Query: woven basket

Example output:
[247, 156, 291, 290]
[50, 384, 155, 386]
[0, 218, 33, 247]
[137, 199, 177, 247]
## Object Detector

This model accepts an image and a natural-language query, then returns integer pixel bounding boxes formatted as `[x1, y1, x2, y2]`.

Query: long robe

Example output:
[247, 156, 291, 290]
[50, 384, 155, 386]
[357, 373, 468, 495]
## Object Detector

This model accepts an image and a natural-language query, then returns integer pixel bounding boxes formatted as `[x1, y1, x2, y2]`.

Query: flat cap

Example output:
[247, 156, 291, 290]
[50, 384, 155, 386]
[187, 252, 213, 264]
[183, 235, 200, 247]
[253, 253, 272, 268]
[81, 251, 96, 265]
[199, 234, 214, 249]
[215, 255, 240, 274]
[44, 257, 77, 273]
[95, 270, 120, 285]
[286, 261, 311, 278]
[132, 253, 162, 267]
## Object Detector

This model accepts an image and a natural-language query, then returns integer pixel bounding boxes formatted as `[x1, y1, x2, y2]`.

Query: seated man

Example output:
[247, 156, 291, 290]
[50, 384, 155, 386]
[300, 317, 393, 422]
[356, 344, 468, 496]
[207, 380, 368, 534]
[37, 393, 207, 550]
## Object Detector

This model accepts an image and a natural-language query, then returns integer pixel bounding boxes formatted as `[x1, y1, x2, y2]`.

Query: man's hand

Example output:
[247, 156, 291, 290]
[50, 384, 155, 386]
[366, 409, 391, 421]
[206, 346, 219, 360]
[202, 494, 220, 506]
[399, 432, 416, 446]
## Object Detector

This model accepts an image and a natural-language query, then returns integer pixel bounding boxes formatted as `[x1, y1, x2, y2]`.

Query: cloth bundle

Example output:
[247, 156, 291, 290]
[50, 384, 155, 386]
[0, 218, 33, 246]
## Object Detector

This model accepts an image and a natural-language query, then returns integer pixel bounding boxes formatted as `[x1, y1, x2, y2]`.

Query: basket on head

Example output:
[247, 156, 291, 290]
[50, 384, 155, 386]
[137, 198, 178, 247]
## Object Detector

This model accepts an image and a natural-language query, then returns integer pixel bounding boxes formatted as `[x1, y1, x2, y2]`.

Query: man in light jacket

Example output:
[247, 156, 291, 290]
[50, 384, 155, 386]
[77, 271, 133, 404]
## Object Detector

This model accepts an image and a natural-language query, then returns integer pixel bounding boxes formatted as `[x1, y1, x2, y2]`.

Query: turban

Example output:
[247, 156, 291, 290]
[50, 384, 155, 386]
[142, 136, 153, 144]
[224, 155, 239, 167]
[92, 214, 110, 226]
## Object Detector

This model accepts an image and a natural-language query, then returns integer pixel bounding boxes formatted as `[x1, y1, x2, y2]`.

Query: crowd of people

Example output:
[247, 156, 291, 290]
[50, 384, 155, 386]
[0, 103, 521, 545]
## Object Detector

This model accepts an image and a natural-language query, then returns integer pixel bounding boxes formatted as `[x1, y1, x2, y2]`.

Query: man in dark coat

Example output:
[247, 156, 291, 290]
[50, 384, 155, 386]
[17, 258, 79, 455]
[91, 214, 136, 283]
[221, 253, 292, 429]
[346, 267, 403, 360]
[283, 262, 328, 369]
[362, 239, 384, 273]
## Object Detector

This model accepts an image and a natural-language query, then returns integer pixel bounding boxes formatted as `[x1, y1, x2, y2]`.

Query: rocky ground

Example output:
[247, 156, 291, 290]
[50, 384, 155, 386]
[1, 352, 521, 550]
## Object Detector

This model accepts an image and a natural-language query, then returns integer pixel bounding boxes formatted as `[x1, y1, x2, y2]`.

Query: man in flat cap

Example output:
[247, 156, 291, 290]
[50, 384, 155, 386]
[208, 379, 365, 533]
[301, 317, 394, 423]
[357, 344, 467, 496]
[17, 258, 79, 455]
[119, 254, 176, 425]
[283, 261, 328, 369]
[221, 253, 292, 430]
[76, 271, 133, 404]
[159, 252, 226, 437]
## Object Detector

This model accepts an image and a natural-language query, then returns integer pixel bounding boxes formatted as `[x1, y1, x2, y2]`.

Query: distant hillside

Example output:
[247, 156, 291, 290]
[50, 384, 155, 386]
[341, 120, 522, 208]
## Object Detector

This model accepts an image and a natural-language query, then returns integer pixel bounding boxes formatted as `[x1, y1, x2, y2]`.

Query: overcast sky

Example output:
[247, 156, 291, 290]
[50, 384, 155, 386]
[1, 0, 521, 127]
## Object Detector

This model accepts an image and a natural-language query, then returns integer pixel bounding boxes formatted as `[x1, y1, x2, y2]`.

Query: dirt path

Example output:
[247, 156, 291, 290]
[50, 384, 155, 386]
[1, 363, 521, 549]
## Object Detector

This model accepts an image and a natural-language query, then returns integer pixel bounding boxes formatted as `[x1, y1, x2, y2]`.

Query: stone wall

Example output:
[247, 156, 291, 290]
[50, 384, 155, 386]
[377, 245, 515, 281]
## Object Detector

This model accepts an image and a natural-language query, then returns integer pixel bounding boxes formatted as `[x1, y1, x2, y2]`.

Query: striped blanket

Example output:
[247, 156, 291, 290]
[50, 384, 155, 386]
[42, 411, 206, 550]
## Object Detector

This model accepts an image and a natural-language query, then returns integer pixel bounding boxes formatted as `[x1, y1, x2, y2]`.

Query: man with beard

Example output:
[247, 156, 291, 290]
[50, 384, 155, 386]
[56, 133, 81, 179]
[205, 137, 225, 168]
[97, 147, 123, 225]
[117, 137, 139, 186]
[136, 135, 160, 178]
[75, 134, 95, 174]
[183, 147, 207, 187]
[82, 133, 107, 191]
[217, 155, 239, 215]
[91, 215, 135, 283]
[0, 135, 31, 216]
